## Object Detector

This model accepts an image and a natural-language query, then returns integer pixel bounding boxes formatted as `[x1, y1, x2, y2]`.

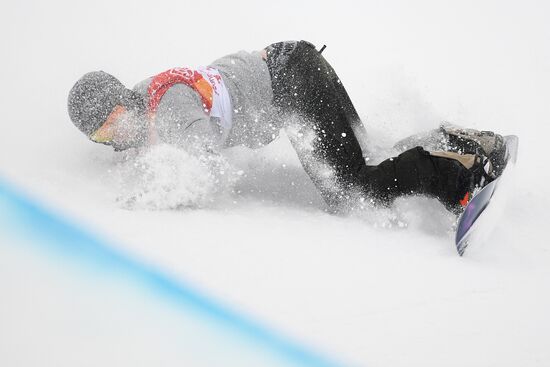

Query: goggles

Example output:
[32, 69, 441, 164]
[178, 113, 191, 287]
[90, 105, 126, 143]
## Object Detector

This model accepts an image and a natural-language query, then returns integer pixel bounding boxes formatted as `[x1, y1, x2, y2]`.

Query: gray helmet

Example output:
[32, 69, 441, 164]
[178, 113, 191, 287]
[68, 71, 142, 137]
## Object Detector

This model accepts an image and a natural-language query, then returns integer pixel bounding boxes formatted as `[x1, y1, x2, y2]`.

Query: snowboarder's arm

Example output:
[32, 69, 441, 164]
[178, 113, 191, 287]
[155, 84, 221, 151]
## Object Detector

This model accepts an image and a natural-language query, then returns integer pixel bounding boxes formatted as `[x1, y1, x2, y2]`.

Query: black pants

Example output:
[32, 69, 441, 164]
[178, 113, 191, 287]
[265, 41, 474, 212]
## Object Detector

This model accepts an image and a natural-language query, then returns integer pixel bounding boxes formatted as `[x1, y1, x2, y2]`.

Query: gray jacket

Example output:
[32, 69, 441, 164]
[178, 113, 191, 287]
[133, 50, 281, 151]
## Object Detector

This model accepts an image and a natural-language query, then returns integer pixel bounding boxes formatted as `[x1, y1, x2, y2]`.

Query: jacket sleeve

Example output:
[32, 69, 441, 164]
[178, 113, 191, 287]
[155, 84, 223, 152]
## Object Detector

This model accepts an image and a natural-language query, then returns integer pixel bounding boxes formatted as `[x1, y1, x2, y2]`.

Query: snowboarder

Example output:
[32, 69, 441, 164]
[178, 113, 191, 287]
[68, 40, 507, 214]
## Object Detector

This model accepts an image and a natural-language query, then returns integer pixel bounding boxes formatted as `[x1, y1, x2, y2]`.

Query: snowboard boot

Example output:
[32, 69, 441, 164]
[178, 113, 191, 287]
[359, 146, 495, 214]
[393, 124, 508, 181]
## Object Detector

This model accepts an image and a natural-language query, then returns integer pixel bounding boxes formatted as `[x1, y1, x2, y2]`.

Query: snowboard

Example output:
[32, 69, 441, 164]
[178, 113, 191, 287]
[455, 135, 519, 256]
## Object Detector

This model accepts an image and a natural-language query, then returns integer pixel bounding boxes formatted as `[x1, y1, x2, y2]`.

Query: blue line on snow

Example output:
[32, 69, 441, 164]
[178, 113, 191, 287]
[0, 178, 345, 367]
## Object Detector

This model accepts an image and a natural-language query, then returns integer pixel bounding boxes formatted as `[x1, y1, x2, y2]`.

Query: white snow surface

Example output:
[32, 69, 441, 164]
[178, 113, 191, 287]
[2, 0, 550, 366]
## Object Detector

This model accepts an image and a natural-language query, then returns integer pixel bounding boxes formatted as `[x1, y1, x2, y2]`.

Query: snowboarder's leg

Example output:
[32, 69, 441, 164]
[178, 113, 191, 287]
[265, 41, 488, 213]
[265, 41, 367, 142]
[266, 41, 368, 208]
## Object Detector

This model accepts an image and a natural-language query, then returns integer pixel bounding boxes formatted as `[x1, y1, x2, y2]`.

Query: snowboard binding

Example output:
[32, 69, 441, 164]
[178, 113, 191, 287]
[440, 125, 508, 182]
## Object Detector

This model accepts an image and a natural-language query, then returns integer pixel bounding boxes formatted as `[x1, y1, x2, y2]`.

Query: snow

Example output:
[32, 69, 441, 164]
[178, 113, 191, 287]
[2, 0, 550, 366]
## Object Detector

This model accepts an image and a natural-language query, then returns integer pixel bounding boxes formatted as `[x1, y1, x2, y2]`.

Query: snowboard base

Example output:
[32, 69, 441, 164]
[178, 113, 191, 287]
[455, 135, 519, 256]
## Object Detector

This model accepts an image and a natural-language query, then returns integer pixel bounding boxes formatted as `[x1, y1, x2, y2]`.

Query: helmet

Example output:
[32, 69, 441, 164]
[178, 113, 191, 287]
[68, 71, 140, 137]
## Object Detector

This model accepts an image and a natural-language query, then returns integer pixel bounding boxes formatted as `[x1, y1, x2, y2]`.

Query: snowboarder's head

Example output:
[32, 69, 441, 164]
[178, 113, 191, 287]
[67, 71, 146, 150]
